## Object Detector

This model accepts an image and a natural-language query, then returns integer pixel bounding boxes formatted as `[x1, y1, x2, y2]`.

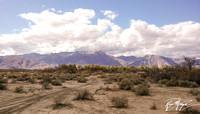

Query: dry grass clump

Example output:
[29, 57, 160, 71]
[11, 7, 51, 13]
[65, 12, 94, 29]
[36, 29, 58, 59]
[150, 103, 157, 110]
[42, 82, 52, 89]
[53, 94, 72, 109]
[189, 89, 200, 96]
[133, 84, 150, 96]
[77, 77, 88, 83]
[111, 96, 128, 108]
[196, 94, 200, 102]
[164, 79, 198, 88]
[0, 77, 8, 83]
[15, 86, 24, 93]
[74, 89, 93, 100]
[51, 79, 62, 86]
[179, 107, 200, 114]
[0, 83, 7, 90]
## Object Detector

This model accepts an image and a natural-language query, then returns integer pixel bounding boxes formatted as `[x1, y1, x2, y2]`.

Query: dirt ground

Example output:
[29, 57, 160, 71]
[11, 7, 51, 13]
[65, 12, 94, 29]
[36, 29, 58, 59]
[0, 75, 200, 114]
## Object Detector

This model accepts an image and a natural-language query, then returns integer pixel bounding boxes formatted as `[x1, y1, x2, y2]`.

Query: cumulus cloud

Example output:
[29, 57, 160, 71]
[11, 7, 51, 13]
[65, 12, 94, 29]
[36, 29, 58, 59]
[0, 8, 200, 58]
[50, 8, 56, 12]
[101, 10, 118, 20]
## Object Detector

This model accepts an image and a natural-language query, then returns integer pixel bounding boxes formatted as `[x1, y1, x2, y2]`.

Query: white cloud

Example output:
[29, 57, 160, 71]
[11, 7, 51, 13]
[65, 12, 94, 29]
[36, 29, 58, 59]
[57, 10, 62, 13]
[101, 10, 118, 20]
[0, 8, 200, 58]
[50, 8, 56, 12]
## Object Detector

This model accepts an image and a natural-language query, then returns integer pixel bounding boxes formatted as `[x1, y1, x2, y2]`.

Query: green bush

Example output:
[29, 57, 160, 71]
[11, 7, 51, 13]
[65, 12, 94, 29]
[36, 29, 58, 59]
[77, 77, 88, 83]
[111, 97, 128, 108]
[0, 83, 7, 90]
[74, 89, 93, 100]
[134, 84, 150, 96]
[15, 86, 24, 93]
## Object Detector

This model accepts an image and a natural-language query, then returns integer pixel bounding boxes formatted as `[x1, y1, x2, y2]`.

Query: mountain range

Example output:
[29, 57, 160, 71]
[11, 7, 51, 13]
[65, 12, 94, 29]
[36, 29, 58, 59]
[0, 51, 196, 69]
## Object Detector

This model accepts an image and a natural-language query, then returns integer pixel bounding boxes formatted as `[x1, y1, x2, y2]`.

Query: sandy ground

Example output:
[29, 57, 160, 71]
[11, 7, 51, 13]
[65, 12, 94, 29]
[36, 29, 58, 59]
[0, 76, 200, 114]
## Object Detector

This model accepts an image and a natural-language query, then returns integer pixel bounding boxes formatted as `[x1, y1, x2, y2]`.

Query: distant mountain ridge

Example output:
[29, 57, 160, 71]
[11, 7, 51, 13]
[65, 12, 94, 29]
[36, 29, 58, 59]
[0, 51, 196, 69]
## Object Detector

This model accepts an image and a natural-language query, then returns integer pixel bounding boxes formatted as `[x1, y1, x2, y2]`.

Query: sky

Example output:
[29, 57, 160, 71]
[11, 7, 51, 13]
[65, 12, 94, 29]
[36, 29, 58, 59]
[0, 0, 200, 58]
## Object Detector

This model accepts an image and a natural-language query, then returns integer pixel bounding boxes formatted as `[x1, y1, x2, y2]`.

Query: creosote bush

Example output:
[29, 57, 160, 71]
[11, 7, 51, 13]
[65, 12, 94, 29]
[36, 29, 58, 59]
[150, 103, 157, 110]
[134, 84, 150, 96]
[77, 77, 88, 83]
[0, 83, 7, 90]
[0, 77, 8, 83]
[74, 89, 93, 100]
[189, 89, 200, 96]
[15, 86, 24, 93]
[111, 96, 128, 108]
[28, 78, 36, 84]
[53, 94, 72, 109]
[196, 94, 200, 102]
[118, 78, 133, 90]
[42, 82, 52, 89]
[179, 107, 200, 114]
[165, 79, 198, 88]
[51, 79, 62, 86]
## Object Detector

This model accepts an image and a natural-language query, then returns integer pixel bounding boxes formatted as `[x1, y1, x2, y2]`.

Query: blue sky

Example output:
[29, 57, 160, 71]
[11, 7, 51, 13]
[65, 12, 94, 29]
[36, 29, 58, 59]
[0, 0, 200, 57]
[0, 0, 199, 34]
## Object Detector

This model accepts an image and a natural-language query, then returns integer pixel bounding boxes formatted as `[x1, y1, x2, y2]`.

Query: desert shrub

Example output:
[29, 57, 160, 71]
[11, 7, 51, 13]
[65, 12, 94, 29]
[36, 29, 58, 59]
[28, 78, 36, 84]
[53, 94, 72, 109]
[179, 107, 200, 114]
[74, 89, 93, 100]
[97, 75, 106, 78]
[178, 80, 198, 88]
[11, 79, 17, 83]
[189, 89, 200, 96]
[0, 77, 8, 83]
[165, 79, 179, 86]
[188, 82, 198, 88]
[134, 84, 150, 96]
[51, 79, 62, 86]
[77, 77, 88, 83]
[118, 78, 133, 90]
[15, 86, 24, 93]
[42, 76, 52, 83]
[158, 79, 168, 84]
[54, 94, 66, 105]
[150, 103, 157, 110]
[0, 83, 7, 90]
[111, 97, 128, 108]
[37, 75, 43, 80]
[42, 82, 52, 89]
[17, 76, 25, 81]
[7, 74, 18, 78]
[196, 94, 200, 102]
[130, 76, 145, 85]
[106, 74, 120, 82]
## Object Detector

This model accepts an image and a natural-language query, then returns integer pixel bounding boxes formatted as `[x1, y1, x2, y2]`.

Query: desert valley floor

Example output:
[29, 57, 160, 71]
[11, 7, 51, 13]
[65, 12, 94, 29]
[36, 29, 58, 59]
[0, 75, 200, 114]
